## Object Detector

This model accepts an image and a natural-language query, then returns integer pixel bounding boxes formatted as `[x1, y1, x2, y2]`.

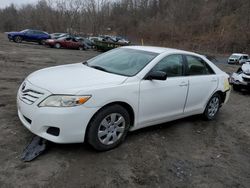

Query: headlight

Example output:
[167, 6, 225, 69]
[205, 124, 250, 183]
[38, 95, 91, 107]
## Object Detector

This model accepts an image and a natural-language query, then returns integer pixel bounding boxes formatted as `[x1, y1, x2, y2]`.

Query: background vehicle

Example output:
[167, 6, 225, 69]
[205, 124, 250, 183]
[17, 47, 230, 151]
[75, 37, 95, 49]
[228, 53, 249, 64]
[7, 29, 50, 44]
[45, 36, 85, 50]
[50, 33, 69, 39]
[230, 62, 250, 91]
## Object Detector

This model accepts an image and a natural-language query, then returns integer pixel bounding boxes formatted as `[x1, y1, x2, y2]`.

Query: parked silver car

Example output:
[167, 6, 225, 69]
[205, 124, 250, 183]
[228, 53, 249, 64]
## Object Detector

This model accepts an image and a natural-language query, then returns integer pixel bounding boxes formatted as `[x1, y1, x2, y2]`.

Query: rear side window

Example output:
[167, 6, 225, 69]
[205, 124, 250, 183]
[186, 55, 214, 76]
[152, 54, 183, 77]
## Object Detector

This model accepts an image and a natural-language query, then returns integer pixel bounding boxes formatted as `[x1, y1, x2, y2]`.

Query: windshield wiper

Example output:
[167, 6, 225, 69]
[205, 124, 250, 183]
[89, 65, 110, 73]
[82, 61, 89, 66]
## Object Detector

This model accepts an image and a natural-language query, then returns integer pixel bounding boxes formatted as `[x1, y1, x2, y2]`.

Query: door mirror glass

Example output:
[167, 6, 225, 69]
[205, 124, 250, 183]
[145, 71, 167, 80]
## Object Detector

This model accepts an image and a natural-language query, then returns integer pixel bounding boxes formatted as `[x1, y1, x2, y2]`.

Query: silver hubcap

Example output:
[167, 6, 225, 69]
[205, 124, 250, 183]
[208, 97, 219, 117]
[55, 43, 60, 48]
[16, 36, 21, 42]
[98, 113, 126, 145]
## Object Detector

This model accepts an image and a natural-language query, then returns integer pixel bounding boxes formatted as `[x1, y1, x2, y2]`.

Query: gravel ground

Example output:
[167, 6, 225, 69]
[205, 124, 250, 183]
[0, 33, 249, 188]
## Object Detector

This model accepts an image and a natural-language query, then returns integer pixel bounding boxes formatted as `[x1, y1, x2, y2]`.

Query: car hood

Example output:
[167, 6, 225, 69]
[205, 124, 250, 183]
[242, 63, 250, 74]
[27, 63, 128, 94]
[8, 31, 21, 35]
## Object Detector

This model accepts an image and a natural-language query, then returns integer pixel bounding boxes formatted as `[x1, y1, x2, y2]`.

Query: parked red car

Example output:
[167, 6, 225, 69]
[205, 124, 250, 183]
[45, 36, 85, 50]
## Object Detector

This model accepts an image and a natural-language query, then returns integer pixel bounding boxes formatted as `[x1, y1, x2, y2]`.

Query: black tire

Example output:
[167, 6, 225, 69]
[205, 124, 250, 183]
[203, 93, 221, 120]
[87, 105, 130, 151]
[79, 46, 84, 51]
[233, 84, 241, 91]
[13, 36, 22, 43]
[54, 43, 61, 49]
[38, 40, 45, 45]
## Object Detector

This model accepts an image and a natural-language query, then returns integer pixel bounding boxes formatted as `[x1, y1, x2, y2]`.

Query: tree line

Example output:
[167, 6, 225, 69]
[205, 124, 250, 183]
[0, 0, 250, 53]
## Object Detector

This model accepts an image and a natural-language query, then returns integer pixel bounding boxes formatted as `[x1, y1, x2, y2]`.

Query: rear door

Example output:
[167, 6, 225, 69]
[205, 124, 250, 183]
[184, 55, 218, 114]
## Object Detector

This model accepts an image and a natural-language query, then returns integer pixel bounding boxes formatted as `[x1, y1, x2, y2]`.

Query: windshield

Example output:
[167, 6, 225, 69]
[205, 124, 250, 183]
[20, 29, 29, 33]
[87, 48, 158, 76]
[230, 55, 240, 59]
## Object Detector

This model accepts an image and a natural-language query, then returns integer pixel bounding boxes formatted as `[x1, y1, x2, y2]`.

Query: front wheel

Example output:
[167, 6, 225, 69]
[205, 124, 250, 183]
[87, 105, 130, 151]
[203, 93, 221, 120]
[14, 36, 22, 43]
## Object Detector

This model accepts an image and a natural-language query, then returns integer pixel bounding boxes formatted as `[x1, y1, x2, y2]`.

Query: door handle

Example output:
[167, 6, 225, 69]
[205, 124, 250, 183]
[179, 82, 188, 87]
[211, 78, 217, 82]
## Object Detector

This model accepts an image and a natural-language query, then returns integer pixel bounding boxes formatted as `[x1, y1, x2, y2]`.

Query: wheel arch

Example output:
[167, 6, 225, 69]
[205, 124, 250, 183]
[84, 101, 135, 142]
[214, 90, 226, 104]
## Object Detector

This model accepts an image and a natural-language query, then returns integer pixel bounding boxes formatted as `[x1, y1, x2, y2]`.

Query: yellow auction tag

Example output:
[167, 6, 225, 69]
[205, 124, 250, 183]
[224, 79, 230, 90]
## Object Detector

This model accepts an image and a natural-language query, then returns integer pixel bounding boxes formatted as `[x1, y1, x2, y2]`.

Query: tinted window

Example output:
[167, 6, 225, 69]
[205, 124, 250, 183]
[243, 56, 249, 59]
[152, 55, 183, 77]
[26, 30, 34, 34]
[186, 55, 214, 75]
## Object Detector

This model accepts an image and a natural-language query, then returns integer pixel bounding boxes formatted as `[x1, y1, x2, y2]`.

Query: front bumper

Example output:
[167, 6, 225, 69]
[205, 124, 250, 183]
[17, 81, 99, 143]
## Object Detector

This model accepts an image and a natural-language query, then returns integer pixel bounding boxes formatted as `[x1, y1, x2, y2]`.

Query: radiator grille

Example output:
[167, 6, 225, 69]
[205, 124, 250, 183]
[20, 89, 44, 105]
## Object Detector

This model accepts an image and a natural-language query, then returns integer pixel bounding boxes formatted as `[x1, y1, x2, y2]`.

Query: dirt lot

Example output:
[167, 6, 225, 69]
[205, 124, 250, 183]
[0, 33, 249, 188]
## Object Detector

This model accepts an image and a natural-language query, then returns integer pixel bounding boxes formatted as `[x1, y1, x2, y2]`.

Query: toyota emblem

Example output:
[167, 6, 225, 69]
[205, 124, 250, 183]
[21, 82, 26, 91]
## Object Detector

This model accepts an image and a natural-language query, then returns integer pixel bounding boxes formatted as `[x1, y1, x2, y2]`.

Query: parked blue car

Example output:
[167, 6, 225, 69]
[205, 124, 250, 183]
[7, 29, 50, 45]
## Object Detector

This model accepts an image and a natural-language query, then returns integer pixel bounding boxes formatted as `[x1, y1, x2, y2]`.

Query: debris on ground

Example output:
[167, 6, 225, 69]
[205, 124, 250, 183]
[20, 136, 49, 162]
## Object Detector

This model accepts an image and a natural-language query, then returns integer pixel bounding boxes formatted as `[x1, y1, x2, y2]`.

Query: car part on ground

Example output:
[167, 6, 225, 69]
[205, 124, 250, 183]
[21, 136, 49, 162]
[229, 62, 250, 91]
[7, 29, 50, 45]
[17, 46, 230, 151]
[227, 53, 249, 64]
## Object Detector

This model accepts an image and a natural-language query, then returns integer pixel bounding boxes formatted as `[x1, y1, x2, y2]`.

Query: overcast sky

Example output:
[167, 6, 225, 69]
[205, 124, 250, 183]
[0, 0, 38, 8]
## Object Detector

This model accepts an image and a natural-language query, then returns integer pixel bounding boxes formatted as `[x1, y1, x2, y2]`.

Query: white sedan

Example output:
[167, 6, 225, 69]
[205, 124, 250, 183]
[17, 46, 230, 151]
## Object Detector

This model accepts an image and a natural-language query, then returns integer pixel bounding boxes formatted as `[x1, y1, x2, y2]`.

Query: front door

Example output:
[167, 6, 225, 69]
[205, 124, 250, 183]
[138, 54, 188, 128]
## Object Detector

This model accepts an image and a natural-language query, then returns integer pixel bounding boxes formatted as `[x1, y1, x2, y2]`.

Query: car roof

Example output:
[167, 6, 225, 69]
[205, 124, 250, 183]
[231, 53, 249, 56]
[123, 46, 200, 56]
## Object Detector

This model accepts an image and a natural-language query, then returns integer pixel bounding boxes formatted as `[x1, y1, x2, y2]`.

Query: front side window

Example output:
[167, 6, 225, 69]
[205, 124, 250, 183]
[151, 55, 183, 77]
[186, 55, 214, 76]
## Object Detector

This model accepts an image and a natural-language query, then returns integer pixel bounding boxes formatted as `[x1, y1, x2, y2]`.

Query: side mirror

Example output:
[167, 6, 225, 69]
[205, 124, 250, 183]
[145, 71, 167, 80]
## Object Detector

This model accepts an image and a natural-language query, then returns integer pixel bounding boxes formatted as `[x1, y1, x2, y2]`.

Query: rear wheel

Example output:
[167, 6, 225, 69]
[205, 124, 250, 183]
[87, 105, 130, 151]
[14, 36, 22, 43]
[203, 93, 221, 120]
[54, 43, 61, 49]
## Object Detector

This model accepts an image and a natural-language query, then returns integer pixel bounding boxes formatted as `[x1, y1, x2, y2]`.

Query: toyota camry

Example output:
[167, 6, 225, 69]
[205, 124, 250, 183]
[17, 46, 231, 151]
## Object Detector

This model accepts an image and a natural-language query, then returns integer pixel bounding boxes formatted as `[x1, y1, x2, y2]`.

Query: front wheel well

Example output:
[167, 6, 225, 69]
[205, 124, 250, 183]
[84, 101, 135, 142]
